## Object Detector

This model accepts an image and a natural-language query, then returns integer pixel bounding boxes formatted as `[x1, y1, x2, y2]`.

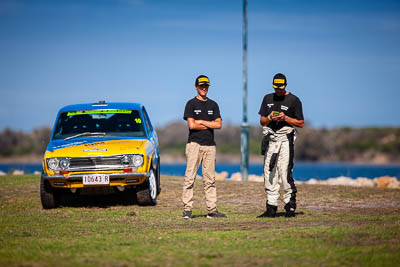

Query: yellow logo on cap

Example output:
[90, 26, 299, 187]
[273, 79, 285, 84]
[198, 77, 209, 83]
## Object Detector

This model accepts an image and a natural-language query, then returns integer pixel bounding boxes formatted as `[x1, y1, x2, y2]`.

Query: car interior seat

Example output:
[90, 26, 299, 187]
[63, 115, 95, 134]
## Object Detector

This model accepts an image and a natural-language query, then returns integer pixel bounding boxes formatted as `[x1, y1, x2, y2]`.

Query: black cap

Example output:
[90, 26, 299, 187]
[195, 75, 210, 86]
[272, 73, 287, 89]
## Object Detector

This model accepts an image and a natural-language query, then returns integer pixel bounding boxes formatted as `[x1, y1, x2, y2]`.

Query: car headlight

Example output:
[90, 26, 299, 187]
[59, 158, 70, 170]
[120, 154, 143, 167]
[132, 154, 144, 167]
[47, 158, 69, 171]
[121, 155, 132, 166]
[47, 158, 59, 170]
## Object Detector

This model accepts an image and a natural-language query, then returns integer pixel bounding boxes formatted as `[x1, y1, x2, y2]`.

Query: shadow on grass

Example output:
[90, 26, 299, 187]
[252, 211, 305, 218]
[191, 214, 208, 218]
[275, 211, 305, 218]
[57, 188, 139, 208]
[188, 212, 305, 219]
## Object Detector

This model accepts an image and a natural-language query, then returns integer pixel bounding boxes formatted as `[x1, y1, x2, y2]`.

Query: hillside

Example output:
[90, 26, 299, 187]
[158, 121, 400, 164]
[1, 123, 399, 164]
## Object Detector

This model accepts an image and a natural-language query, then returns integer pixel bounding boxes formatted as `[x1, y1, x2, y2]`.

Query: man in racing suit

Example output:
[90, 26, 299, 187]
[257, 73, 304, 218]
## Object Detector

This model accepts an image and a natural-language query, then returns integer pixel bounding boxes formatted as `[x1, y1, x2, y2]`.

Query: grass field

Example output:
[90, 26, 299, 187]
[1, 174, 399, 266]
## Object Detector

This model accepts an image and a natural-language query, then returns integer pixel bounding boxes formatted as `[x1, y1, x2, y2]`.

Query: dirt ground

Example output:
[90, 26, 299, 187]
[52, 175, 400, 232]
[158, 176, 400, 213]
[63, 175, 400, 216]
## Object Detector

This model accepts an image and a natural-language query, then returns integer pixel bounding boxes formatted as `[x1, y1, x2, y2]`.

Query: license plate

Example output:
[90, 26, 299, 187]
[82, 174, 110, 185]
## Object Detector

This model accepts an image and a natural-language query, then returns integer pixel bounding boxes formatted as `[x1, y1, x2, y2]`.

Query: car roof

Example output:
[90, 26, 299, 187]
[58, 102, 144, 112]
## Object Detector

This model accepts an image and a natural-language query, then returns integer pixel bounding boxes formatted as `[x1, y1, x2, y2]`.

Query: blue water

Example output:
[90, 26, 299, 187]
[3, 162, 399, 181]
[162, 162, 400, 181]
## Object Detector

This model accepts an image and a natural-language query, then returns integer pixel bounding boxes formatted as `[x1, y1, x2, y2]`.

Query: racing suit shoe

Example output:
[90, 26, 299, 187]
[284, 203, 296, 218]
[257, 204, 277, 218]
[182, 210, 192, 219]
[207, 210, 227, 218]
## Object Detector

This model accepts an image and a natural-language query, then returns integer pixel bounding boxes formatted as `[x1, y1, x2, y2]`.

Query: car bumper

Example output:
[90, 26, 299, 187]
[42, 172, 150, 188]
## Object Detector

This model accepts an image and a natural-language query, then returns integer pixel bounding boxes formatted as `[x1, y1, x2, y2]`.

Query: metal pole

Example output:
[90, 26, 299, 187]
[241, 0, 249, 181]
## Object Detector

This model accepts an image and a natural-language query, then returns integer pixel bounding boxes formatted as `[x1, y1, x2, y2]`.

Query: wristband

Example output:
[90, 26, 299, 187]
[267, 115, 272, 121]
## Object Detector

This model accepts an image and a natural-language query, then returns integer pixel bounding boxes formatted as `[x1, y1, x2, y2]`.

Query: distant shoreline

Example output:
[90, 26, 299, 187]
[0, 155, 43, 164]
[1, 154, 399, 166]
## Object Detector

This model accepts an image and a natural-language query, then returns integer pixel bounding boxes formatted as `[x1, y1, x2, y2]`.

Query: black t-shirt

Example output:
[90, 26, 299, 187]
[258, 93, 304, 131]
[183, 97, 221, 146]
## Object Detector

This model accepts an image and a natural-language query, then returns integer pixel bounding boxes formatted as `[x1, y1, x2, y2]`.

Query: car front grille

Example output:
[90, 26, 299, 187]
[69, 155, 125, 171]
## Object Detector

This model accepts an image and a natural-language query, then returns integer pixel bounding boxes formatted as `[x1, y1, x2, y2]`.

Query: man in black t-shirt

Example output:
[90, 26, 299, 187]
[181, 75, 226, 219]
[257, 73, 304, 218]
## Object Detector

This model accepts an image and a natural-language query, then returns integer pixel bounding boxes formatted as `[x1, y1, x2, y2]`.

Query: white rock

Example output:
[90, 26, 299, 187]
[230, 172, 242, 181]
[248, 174, 263, 182]
[0, 171, 6, 176]
[215, 171, 228, 181]
[33, 171, 41, 175]
[303, 176, 384, 188]
[305, 178, 319, 185]
[326, 176, 358, 186]
[12, 170, 24, 175]
[355, 177, 375, 187]
[387, 179, 400, 189]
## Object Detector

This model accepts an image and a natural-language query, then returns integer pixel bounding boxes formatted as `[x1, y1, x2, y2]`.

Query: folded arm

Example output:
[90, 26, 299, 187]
[187, 118, 222, 130]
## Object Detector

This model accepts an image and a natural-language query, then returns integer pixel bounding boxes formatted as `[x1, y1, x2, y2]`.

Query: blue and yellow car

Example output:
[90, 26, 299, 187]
[41, 101, 160, 209]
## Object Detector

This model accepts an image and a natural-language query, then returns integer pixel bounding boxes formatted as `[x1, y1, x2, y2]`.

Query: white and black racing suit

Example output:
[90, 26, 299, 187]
[261, 126, 297, 211]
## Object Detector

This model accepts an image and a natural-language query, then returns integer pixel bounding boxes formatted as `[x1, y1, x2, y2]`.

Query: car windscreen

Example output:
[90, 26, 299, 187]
[52, 109, 146, 140]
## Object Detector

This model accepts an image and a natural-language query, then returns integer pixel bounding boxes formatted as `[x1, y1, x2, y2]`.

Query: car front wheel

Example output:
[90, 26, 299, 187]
[40, 177, 59, 209]
[136, 169, 157, 206]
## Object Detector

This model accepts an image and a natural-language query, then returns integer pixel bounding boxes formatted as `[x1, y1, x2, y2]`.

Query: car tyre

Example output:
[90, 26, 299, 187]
[40, 177, 59, 209]
[156, 158, 161, 195]
[136, 168, 157, 206]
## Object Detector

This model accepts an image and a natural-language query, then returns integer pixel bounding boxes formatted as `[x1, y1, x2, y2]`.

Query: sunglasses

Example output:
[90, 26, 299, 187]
[273, 85, 286, 89]
[198, 84, 210, 89]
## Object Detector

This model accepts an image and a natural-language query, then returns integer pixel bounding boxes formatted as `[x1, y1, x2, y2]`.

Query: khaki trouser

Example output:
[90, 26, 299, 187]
[263, 132, 297, 208]
[182, 142, 217, 213]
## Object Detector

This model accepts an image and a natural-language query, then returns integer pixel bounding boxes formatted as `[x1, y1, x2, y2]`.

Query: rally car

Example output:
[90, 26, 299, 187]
[40, 101, 160, 209]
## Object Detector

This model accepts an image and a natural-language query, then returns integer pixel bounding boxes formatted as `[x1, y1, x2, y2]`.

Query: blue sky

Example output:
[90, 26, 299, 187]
[1, 0, 400, 131]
